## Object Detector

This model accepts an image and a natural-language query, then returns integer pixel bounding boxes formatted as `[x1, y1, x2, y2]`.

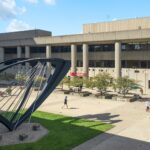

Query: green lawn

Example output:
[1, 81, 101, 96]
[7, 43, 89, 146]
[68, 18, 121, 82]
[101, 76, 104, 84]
[0, 111, 113, 150]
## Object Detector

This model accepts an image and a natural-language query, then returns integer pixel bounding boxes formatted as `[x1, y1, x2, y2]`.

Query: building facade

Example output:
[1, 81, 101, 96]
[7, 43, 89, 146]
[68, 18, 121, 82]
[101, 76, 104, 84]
[1, 17, 150, 93]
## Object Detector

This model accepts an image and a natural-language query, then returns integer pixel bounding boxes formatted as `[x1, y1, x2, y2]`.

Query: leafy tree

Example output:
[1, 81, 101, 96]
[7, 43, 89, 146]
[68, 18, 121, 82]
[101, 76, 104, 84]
[84, 77, 96, 89]
[94, 73, 112, 95]
[70, 77, 83, 88]
[59, 76, 71, 90]
[15, 73, 27, 84]
[34, 76, 46, 87]
[114, 76, 140, 97]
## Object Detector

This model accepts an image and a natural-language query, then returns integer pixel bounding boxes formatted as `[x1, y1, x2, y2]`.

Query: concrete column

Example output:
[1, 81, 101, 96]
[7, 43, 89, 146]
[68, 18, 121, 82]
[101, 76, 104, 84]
[46, 45, 52, 76]
[83, 43, 89, 78]
[0, 47, 4, 62]
[71, 44, 77, 77]
[17, 46, 22, 58]
[115, 42, 122, 78]
[25, 46, 30, 69]
[25, 46, 30, 58]
[46, 45, 52, 59]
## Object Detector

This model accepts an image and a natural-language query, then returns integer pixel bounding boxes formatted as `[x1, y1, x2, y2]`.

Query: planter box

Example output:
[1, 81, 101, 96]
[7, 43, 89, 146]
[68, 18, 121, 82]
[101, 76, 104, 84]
[80, 92, 91, 97]
[64, 91, 70, 94]
[105, 94, 113, 99]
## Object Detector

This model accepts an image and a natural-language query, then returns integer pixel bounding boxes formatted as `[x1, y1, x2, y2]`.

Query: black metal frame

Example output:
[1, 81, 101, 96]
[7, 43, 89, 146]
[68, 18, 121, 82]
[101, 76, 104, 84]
[0, 58, 70, 131]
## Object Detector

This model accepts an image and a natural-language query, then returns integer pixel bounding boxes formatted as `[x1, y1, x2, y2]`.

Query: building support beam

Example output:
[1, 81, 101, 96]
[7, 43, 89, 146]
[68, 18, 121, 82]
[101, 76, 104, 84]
[83, 43, 89, 78]
[17, 46, 22, 58]
[71, 44, 77, 77]
[46, 45, 52, 76]
[25, 46, 30, 69]
[0, 47, 4, 62]
[46, 45, 52, 59]
[115, 42, 122, 78]
[25, 46, 30, 58]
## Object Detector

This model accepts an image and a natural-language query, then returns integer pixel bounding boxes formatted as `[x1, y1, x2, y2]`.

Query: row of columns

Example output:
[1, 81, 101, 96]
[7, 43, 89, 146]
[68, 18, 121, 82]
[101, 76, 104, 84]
[71, 42, 121, 78]
[16, 46, 30, 59]
[0, 42, 122, 78]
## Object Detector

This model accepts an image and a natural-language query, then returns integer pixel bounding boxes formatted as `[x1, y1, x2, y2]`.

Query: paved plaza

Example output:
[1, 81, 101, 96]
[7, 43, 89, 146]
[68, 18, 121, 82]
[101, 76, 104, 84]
[38, 90, 150, 150]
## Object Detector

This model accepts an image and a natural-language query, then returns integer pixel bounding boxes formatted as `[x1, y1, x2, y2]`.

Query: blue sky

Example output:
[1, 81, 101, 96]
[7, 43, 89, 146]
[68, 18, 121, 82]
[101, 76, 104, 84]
[0, 0, 150, 35]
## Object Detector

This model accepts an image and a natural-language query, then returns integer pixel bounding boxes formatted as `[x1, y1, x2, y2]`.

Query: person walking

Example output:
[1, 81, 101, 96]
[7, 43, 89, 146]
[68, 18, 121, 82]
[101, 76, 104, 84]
[62, 96, 68, 109]
[145, 101, 150, 112]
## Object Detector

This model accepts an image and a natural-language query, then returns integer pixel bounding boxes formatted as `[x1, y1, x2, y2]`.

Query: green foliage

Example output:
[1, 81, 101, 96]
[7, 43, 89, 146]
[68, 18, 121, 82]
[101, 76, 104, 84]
[114, 76, 139, 96]
[70, 77, 83, 87]
[15, 73, 27, 83]
[59, 76, 71, 89]
[94, 73, 112, 94]
[35, 76, 46, 83]
[84, 77, 96, 89]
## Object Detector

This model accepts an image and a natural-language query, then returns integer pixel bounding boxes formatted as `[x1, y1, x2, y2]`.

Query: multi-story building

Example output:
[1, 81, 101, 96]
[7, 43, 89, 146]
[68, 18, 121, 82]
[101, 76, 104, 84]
[1, 17, 150, 93]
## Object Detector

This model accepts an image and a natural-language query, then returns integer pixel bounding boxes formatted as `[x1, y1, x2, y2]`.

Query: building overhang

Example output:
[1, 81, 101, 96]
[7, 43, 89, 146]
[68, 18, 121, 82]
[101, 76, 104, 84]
[34, 29, 150, 45]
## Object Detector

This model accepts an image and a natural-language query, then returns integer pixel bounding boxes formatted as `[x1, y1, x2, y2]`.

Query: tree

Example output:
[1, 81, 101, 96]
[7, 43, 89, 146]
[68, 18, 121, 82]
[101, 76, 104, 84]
[114, 76, 139, 97]
[34, 76, 46, 87]
[59, 76, 71, 90]
[94, 73, 112, 95]
[15, 73, 27, 85]
[70, 77, 83, 88]
[84, 77, 96, 89]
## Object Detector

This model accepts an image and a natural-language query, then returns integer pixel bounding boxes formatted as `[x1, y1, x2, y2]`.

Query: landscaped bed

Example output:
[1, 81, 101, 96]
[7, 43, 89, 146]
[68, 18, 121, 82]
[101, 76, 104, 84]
[0, 111, 113, 150]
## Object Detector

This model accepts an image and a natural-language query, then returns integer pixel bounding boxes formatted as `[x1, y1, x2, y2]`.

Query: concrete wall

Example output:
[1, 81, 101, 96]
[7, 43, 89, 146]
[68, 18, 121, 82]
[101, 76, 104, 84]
[34, 28, 150, 45]
[83, 17, 150, 33]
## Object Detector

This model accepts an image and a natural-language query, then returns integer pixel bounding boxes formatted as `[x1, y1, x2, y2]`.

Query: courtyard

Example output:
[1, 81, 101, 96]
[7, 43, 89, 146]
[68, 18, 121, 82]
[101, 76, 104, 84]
[38, 90, 150, 150]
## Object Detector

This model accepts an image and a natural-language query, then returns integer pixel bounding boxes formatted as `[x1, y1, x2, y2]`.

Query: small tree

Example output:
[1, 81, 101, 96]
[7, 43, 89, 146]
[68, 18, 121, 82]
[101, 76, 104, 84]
[15, 73, 27, 85]
[70, 77, 83, 88]
[84, 77, 96, 89]
[94, 73, 112, 95]
[34, 76, 46, 87]
[60, 76, 71, 90]
[115, 76, 139, 97]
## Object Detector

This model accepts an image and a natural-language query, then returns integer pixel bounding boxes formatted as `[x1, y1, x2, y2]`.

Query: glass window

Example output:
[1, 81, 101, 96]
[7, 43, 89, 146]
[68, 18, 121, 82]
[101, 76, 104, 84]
[30, 47, 45, 53]
[5, 48, 17, 54]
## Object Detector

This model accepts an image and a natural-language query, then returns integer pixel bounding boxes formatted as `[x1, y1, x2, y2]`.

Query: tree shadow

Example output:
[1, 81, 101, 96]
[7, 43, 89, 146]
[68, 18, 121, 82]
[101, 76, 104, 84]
[77, 113, 122, 124]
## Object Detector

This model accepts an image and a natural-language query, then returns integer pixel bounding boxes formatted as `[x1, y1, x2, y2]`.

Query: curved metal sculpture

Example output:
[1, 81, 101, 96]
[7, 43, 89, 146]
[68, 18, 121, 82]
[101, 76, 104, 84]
[0, 58, 70, 131]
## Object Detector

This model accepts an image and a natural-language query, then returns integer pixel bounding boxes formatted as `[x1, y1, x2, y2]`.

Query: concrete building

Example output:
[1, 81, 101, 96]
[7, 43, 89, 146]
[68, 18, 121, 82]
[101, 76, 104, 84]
[1, 17, 150, 93]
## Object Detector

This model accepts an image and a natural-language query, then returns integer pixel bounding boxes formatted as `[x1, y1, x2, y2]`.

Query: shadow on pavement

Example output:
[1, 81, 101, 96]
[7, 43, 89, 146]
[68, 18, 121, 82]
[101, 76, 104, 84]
[73, 132, 150, 150]
[78, 113, 122, 124]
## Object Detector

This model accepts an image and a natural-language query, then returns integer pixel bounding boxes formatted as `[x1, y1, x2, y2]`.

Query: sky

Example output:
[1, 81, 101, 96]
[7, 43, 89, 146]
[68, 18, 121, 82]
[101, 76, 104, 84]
[0, 0, 150, 35]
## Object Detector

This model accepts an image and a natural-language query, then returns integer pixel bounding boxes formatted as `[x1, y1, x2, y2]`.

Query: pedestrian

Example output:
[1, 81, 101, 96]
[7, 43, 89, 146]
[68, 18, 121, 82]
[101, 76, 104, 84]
[140, 88, 143, 95]
[62, 96, 68, 109]
[145, 101, 150, 112]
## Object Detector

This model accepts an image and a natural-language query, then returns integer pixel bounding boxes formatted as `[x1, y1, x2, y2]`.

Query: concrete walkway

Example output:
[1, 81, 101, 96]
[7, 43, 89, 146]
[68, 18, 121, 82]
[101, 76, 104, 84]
[38, 90, 150, 150]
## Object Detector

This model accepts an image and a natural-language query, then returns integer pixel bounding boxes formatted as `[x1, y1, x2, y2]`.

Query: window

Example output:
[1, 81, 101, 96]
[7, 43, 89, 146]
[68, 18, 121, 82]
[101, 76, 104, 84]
[5, 48, 17, 54]
[30, 47, 45, 53]
[52, 46, 70, 53]
[148, 80, 150, 89]
[89, 44, 114, 52]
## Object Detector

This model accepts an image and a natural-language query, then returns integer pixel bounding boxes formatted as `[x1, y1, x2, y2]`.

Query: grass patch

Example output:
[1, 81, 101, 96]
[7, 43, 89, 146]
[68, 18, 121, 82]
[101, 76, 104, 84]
[0, 111, 113, 150]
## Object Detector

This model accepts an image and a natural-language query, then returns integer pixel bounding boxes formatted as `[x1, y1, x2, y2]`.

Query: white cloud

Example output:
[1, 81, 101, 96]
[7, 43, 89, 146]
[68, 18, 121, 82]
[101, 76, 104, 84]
[0, 0, 26, 20]
[44, 0, 56, 5]
[25, 0, 38, 4]
[6, 19, 32, 32]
